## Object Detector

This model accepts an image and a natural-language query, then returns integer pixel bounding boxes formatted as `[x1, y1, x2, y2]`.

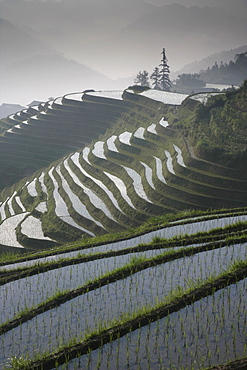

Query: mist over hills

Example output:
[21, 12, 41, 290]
[176, 45, 247, 76]
[102, 2, 247, 78]
[0, 53, 116, 106]
[0, 0, 246, 104]
[0, 18, 58, 68]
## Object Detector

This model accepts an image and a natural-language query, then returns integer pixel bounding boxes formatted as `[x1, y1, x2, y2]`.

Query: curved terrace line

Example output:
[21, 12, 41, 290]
[140, 162, 155, 190]
[159, 118, 169, 127]
[106, 135, 118, 152]
[70, 152, 123, 214]
[21, 215, 53, 241]
[173, 144, 186, 167]
[26, 178, 38, 197]
[6, 191, 17, 216]
[121, 165, 152, 203]
[7, 263, 246, 370]
[134, 127, 145, 139]
[63, 158, 116, 222]
[38, 172, 48, 196]
[147, 123, 157, 134]
[103, 171, 136, 209]
[1, 243, 246, 336]
[48, 167, 95, 237]
[165, 150, 175, 175]
[0, 213, 29, 248]
[15, 196, 26, 213]
[119, 131, 132, 146]
[154, 156, 167, 184]
[82, 147, 91, 164]
[55, 165, 105, 229]
[0, 213, 246, 271]
[92, 141, 106, 159]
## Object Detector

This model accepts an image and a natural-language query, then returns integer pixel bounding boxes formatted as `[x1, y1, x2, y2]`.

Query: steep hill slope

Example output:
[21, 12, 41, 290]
[171, 83, 247, 167]
[0, 86, 246, 250]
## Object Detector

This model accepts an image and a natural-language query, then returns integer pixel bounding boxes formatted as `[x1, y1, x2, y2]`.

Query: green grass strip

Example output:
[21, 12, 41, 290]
[0, 228, 246, 285]
[1, 236, 247, 335]
[0, 207, 246, 266]
[5, 259, 247, 370]
[204, 357, 247, 370]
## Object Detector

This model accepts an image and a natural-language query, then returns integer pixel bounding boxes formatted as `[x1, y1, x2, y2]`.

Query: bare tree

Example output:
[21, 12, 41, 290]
[134, 70, 150, 87]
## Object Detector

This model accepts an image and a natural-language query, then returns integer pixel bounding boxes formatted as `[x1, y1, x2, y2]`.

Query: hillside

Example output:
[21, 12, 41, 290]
[0, 86, 246, 251]
[176, 45, 247, 76]
[0, 84, 247, 370]
[170, 82, 247, 167]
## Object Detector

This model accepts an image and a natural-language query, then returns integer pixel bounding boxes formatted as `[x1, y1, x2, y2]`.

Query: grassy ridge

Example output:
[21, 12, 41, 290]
[4, 260, 247, 370]
[1, 87, 247, 250]
[171, 82, 247, 171]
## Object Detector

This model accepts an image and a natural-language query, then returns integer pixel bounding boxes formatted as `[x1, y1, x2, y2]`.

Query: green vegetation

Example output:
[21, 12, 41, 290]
[171, 81, 247, 168]
[3, 258, 247, 369]
[0, 85, 246, 369]
[1, 86, 247, 250]
[0, 207, 246, 264]
[200, 51, 247, 85]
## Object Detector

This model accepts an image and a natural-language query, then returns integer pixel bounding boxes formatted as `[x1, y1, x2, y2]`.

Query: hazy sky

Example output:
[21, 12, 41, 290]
[1, 0, 246, 104]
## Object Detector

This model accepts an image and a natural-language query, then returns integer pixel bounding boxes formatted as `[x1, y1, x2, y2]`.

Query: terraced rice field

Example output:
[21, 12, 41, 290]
[0, 87, 246, 369]
[1, 89, 247, 250]
[0, 211, 246, 369]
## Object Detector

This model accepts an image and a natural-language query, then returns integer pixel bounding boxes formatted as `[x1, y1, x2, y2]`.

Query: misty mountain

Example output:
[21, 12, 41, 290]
[0, 54, 114, 105]
[96, 2, 247, 76]
[176, 46, 247, 76]
[146, 0, 247, 15]
[1, 0, 246, 79]
[0, 0, 154, 49]
[0, 18, 59, 68]
[1, 0, 247, 99]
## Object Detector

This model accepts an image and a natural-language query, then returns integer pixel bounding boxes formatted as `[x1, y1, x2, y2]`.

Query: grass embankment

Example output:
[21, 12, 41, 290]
[0, 223, 246, 334]
[1, 88, 247, 248]
[5, 259, 247, 370]
[0, 216, 246, 275]
[206, 357, 247, 370]
[171, 82, 247, 171]
[0, 207, 246, 265]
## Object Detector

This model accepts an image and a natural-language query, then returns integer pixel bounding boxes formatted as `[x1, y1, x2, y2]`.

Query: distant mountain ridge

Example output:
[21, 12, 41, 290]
[104, 2, 247, 76]
[176, 46, 247, 76]
[1, 0, 247, 104]
[0, 18, 59, 68]
[0, 53, 114, 105]
[1, 0, 246, 77]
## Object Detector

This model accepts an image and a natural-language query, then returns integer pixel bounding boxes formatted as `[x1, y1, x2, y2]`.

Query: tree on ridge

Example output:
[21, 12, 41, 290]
[150, 67, 161, 90]
[159, 48, 172, 91]
[134, 70, 150, 87]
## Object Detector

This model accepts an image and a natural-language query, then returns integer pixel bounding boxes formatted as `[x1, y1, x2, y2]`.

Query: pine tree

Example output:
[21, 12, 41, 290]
[134, 70, 150, 87]
[150, 67, 161, 90]
[159, 48, 172, 91]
